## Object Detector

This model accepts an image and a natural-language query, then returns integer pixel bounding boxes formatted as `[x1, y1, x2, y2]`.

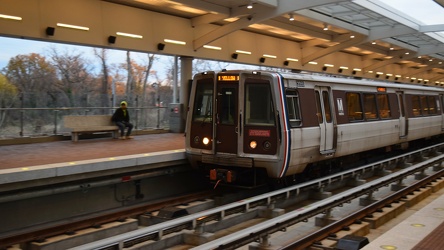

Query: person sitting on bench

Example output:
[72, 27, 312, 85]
[112, 101, 134, 140]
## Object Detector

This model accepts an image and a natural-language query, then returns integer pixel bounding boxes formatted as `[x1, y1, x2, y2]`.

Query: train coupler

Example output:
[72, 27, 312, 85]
[209, 169, 236, 183]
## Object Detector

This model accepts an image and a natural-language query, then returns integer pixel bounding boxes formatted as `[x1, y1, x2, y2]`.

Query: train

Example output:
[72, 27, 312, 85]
[185, 70, 444, 186]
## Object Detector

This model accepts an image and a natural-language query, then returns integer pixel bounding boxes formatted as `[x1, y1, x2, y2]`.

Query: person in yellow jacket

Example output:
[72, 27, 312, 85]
[111, 101, 134, 139]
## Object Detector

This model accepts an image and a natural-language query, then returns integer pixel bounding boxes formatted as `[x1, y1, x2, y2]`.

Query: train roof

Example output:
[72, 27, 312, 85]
[280, 71, 444, 93]
[216, 70, 444, 93]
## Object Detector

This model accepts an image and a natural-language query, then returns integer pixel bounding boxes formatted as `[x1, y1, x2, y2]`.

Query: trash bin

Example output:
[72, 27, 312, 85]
[169, 103, 185, 133]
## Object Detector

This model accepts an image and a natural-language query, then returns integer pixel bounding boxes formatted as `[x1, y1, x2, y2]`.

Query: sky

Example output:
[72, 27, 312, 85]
[383, 0, 444, 25]
[0, 0, 443, 70]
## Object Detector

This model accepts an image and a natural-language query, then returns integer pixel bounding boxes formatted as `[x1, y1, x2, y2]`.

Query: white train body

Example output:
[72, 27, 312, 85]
[185, 70, 444, 183]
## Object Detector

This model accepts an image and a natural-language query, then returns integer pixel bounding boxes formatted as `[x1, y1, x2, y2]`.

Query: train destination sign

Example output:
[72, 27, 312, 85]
[249, 129, 271, 137]
[218, 75, 239, 81]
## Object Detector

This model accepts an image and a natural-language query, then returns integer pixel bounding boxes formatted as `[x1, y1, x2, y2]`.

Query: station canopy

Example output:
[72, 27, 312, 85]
[107, 0, 444, 85]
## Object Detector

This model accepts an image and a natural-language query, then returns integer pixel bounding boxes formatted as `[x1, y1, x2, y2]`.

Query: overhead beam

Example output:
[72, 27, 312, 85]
[404, 63, 444, 77]
[301, 35, 366, 65]
[193, 0, 348, 50]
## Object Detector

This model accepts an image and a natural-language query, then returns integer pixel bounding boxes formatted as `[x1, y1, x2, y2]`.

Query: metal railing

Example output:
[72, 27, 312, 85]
[0, 106, 169, 138]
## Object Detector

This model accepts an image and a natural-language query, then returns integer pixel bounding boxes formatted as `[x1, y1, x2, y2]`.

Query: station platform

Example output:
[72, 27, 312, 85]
[0, 132, 185, 170]
[362, 188, 444, 250]
[1, 132, 444, 249]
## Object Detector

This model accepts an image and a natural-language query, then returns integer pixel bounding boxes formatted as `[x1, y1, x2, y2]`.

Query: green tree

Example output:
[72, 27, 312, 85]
[0, 74, 18, 128]
[3, 53, 58, 108]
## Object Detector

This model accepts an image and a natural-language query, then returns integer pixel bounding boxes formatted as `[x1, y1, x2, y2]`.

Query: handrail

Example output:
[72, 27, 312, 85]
[0, 106, 168, 138]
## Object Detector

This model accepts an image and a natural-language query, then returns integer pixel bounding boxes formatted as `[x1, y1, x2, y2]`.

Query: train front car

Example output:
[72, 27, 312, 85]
[185, 70, 289, 186]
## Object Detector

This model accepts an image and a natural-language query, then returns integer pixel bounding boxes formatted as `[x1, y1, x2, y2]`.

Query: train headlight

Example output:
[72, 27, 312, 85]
[263, 141, 271, 150]
[202, 137, 210, 145]
[249, 140, 257, 149]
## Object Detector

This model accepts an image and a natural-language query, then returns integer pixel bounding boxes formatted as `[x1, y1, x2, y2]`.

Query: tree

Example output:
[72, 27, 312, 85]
[0, 74, 18, 128]
[48, 47, 95, 107]
[93, 48, 111, 111]
[3, 53, 58, 108]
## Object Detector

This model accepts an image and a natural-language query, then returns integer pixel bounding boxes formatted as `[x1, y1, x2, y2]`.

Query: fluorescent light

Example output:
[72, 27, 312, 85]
[339, 66, 349, 69]
[395, 75, 402, 78]
[236, 50, 251, 55]
[353, 68, 362, 71]
[164, 39, 186, 45]
[117, 32, 143, 39]
[308, 61, 318, 65]
[286, 58, 298, 62]
[263, 54, 276, 59]
[386, 73, 393, 76]
[368, 71, 374, 73]
[203, 45, 222, 50]
[376, 72, 384, 75]
[57, 23, 89, 31]
[0, 14, 22, 21]
[324, 64, 334, 67]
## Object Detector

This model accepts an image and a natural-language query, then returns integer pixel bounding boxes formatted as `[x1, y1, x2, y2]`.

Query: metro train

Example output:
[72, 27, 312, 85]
[185, 70, 444, 186]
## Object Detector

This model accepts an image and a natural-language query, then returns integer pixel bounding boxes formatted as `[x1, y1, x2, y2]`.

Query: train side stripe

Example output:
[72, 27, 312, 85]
[275, 74, 291, 178]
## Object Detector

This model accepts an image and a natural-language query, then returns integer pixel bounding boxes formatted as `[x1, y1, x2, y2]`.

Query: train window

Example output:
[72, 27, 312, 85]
[377, 94, 391, 119]
[220, 87, 236, 125]
[315, 91, 323, 123]
[346, 92, 363, 121]
[323, 91, 332, 123]
[286, 90, 302, 127]
[192, 80, 213, 123]
[245, 82, 275, 126]
[412, 96, 421, 116]
[427, 96, 437, 115]
[421, 96, 429, 115]
[364, 94, 378, 120]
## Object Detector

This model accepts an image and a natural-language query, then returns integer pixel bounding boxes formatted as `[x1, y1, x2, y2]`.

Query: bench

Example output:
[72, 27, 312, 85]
[63, 115, 119, 142]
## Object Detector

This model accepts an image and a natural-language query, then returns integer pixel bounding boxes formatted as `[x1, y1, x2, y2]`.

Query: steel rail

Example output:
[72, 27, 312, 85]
[0, 190, 212, 249]
[190, 155, 444, 250]
[281, 168, 444, 249]
[70, 143, 444, 250]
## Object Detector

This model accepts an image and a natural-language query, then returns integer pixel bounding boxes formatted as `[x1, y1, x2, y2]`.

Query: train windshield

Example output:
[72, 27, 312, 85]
[245, 80, 275, 126]
[192, 79, 213, 123]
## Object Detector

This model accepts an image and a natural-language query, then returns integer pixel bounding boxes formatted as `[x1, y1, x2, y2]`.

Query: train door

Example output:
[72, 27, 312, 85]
[315, 86, 335, 154]
[396, 91, 407, 137]
[441, 94, 444, 131]
[215, 82, 238, 154]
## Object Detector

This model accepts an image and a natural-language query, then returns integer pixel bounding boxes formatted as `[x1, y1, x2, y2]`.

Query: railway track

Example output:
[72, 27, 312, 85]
[64, 143, 444, 250]
[3, 142, 444, 250]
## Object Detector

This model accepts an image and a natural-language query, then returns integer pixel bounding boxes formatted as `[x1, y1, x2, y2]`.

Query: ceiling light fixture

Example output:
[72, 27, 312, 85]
[116, 32, 143, 39]
[235, 50, 251, 55]
[371, 41, 376, 44]
[0, 14, 22, 20]
[263, 54, 276, 59]
[323, 23, 329, 31]
[286, 58, 298, 62]
[247, 1, 253, 9]
[164, 38, 186, 45]
[289, 14, 294, 21]
[203, 45, 222, 50]
[57, 23, 89, 31]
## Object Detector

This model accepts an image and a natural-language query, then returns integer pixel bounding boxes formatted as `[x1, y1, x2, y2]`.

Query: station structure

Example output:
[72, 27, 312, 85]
[2, 0, 444, 111]
[2, 1, 444, 249]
